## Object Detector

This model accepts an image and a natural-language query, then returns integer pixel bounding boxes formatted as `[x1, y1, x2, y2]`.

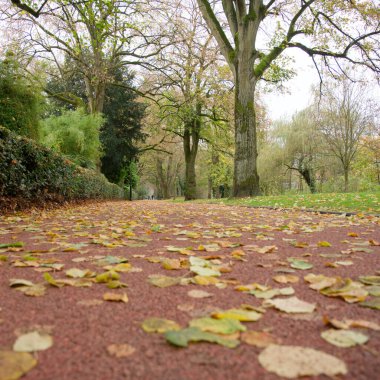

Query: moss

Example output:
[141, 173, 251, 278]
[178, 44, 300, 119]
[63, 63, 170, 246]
[244, 10, 256, 24]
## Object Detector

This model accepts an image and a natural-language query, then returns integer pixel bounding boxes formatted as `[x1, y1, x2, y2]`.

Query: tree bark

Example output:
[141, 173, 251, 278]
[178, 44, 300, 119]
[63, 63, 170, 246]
[183, 104, 201, 201]
[233, 66, 260, 197]
[300, 168, 316, 194]
[344, 168, 349, 192]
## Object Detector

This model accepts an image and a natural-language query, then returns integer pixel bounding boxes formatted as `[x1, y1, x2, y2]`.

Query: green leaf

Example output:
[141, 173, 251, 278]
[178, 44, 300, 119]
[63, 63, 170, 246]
[360, 297, 380, 310]
[164, 327, 240, 348]
[0, 242, 24, 248]
[358, 276, 380, 286]
[189, 317, 246, 334]
[95, 271, 120, 283]
[43, 272, 63, 287]
[288, 258, 313, 270]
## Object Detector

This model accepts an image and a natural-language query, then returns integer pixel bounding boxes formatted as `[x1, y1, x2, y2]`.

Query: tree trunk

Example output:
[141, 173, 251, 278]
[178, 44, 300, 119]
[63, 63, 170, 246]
[183, 104, 201, 201]
[344, 168, 349, 192]
[300, 168, 317, 194]
[184, 150, 197, 200]
[233, 66, 260, 197]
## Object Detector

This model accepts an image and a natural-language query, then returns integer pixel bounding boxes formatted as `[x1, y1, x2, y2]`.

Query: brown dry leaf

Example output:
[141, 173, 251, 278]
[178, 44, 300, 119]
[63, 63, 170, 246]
[241, 331, 279, 347]
[258, 345, 347, 378]
[0, 350, 37, 380]
[107, 344, 136, 358]
[161, 258, 181, 270]
[256, 245, 278, 254]
[103, 292, 129, 303]
[304, 273, 337, 290]
[264, 297, 316, 314]
[273, 275, 299, 284]
[148, 274, 181, 288]
[192, 276, 219, 286]
[324, 316, 380, 331]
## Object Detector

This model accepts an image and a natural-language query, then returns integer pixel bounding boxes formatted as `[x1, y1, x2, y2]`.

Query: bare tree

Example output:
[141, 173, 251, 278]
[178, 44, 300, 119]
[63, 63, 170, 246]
[317, 79, 376, 191]
[148, 0, 227, 200]
[196, 0, 380, 197]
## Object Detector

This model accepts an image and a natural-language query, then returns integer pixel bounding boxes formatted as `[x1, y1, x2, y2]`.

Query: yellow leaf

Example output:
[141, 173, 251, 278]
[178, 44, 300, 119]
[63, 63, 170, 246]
[103, 292, 128, 303]
[0, 350, 37, 380]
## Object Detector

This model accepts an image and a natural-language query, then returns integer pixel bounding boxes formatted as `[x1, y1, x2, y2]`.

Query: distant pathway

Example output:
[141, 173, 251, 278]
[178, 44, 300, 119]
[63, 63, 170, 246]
[0, 201, 379, 380]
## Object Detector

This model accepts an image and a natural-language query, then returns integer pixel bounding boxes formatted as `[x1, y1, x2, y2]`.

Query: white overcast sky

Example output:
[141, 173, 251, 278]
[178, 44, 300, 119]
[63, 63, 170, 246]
[262, 49, 380, 122]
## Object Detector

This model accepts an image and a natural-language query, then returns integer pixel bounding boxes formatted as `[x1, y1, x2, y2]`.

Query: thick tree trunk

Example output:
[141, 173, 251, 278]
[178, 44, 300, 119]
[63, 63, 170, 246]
[233, 67, 260, 197]
[183, 104, 201, 201]
[184, 153, 197, 200]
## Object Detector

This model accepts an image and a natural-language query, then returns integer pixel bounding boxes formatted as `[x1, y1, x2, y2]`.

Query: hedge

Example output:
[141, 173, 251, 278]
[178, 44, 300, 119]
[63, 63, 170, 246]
[0, 126, 124, 200]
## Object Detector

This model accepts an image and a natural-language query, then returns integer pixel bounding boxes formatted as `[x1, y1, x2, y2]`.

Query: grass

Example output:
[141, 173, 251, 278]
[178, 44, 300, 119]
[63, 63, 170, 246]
[174, 191, 380, 214]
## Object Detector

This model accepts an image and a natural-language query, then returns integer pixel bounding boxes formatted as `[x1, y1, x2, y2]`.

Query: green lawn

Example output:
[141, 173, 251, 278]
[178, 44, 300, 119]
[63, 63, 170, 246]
[177, 191, 380, 214]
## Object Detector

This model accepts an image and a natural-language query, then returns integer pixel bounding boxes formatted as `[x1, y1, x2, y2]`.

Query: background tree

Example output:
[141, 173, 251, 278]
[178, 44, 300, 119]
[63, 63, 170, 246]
[279, 108, 322, 193]
[5, 0, 171, 114]
[150, 0, 223, 200]
[100, 67, 146, 184]
[317, 79, 376, 192]
[196, 0, 380, 197]
[39, 108, 104, 168]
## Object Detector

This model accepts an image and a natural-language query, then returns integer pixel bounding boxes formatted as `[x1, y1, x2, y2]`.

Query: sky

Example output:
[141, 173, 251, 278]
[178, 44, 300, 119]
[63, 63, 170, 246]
[262, 51, 319, 121]
[262, 50, 380, 122]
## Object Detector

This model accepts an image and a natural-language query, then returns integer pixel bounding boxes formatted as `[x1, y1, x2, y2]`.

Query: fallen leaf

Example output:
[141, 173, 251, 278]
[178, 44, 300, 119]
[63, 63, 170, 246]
[360, 297, 380, 310]
[187, 290, 213, 298]
[9, 279, 34, 288]
[13, 331, 53, 352]
[103, 292, 128, 303]
[65, 268, 94, 278]
[264, 297, 315, 314]
[161, 258, 181, 270]
[212, 308, 262, 322]
[241, 331, 279, 347]
[250, 287, 295, 299]
[323, 317, 380, 331]
[321, 329, 369, 347]
[95, 271, 120, 283]
[165, 327, 239, 348]
[0, 242, 24, 248]
[366, 285, 380, 296]
[318, 241, 331, 247]
[141, 318, 180, 333]
[148, 274, 180, 288]
[189, 317, 246, 334]
[273, 275, 299, 284]
[107, 344, 136, 358]
[258, 345, 347, 378]
[0, 350, 37, 380]
[359, 276, 380, 285]
[288, 258, 313, 270]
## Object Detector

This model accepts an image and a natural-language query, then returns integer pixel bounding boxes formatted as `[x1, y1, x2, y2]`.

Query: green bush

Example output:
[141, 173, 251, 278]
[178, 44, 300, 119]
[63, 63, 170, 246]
[39, 109, 103, 169]
[0, 53, 43, 140]
[0, 126, 124, 200]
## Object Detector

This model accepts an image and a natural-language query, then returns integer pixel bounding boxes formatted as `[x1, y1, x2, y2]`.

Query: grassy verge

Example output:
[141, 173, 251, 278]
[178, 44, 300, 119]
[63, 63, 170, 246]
[175, 191, 380, 214]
